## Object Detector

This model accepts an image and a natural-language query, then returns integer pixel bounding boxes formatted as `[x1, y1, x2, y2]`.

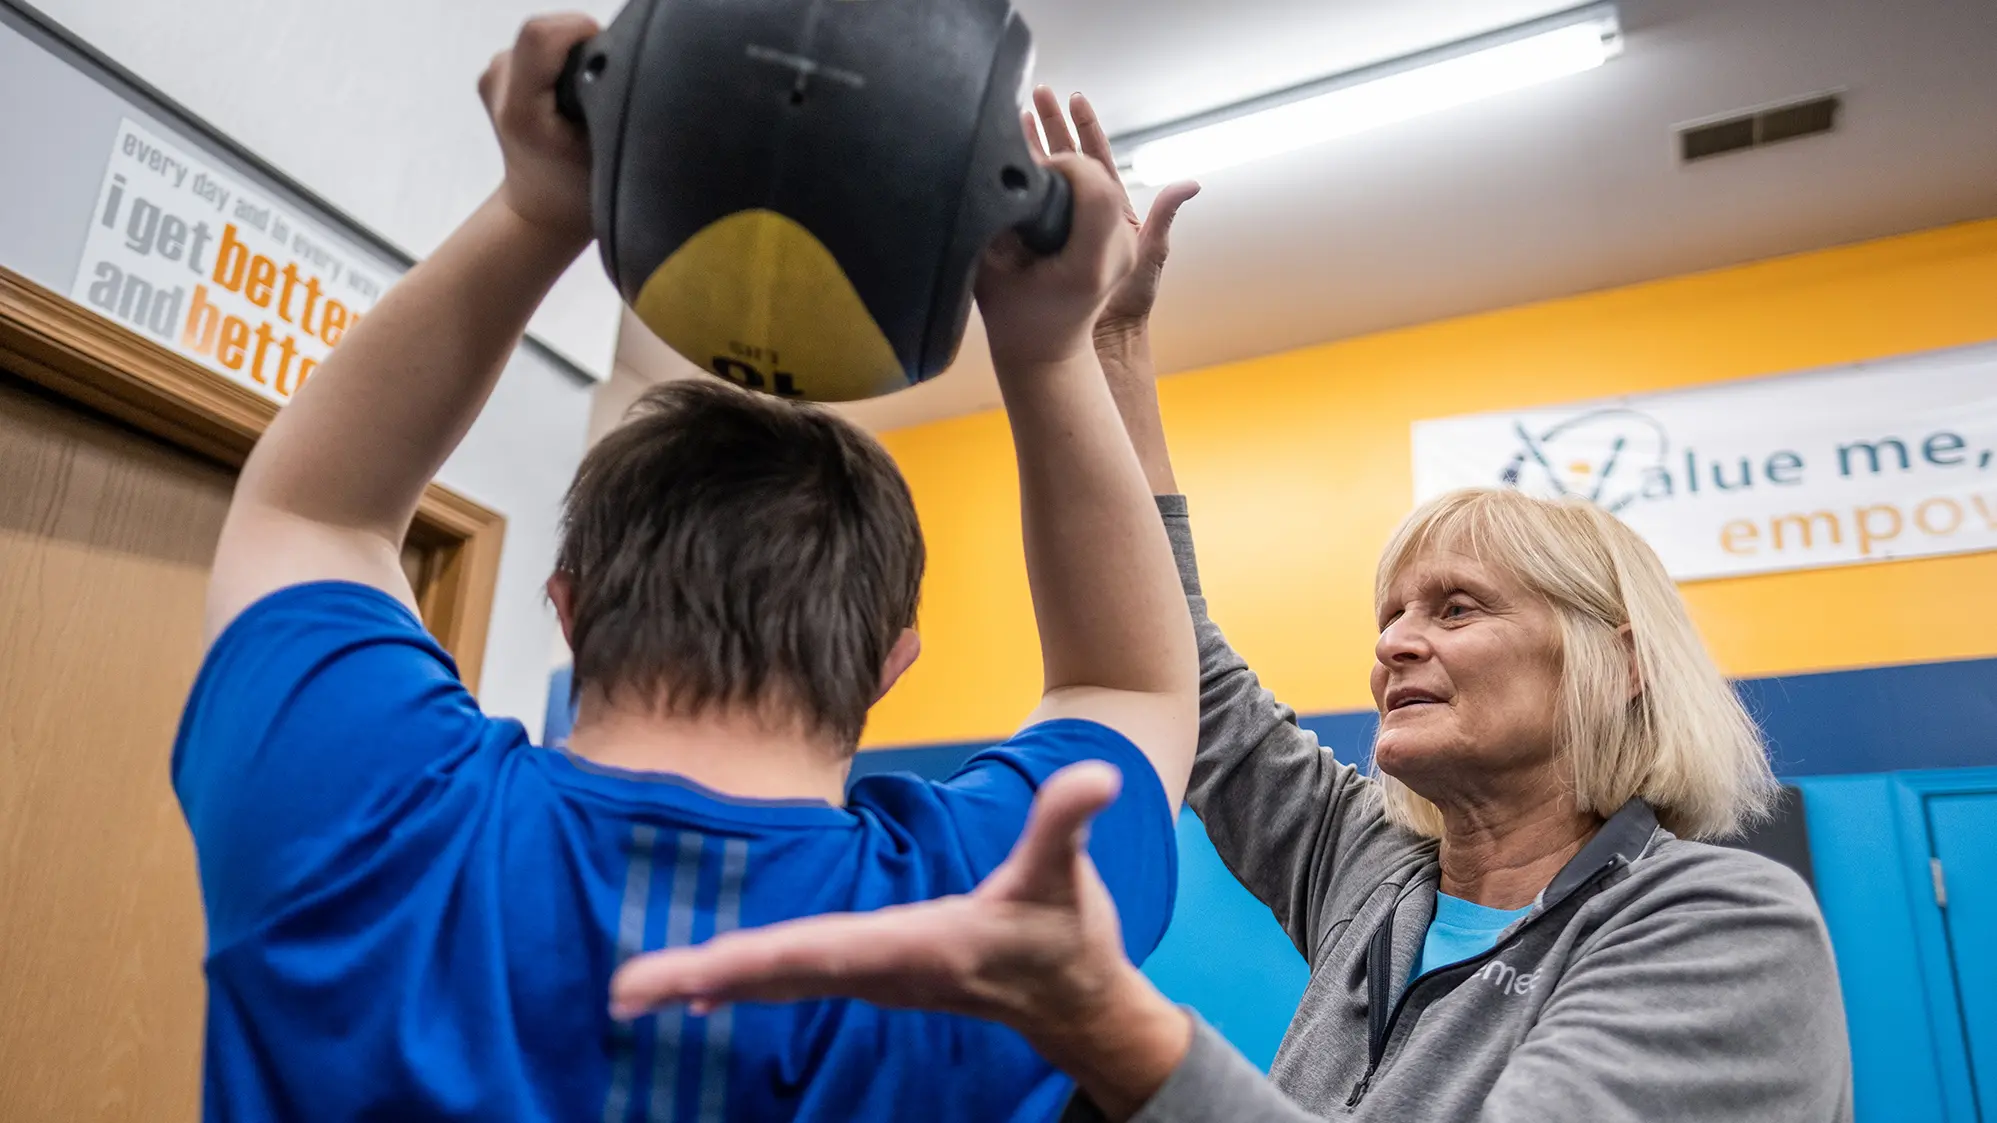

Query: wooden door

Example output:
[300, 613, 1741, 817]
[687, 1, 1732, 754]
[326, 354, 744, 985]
[0, 370, 231, 1121]
[0, 266, 505, 1121]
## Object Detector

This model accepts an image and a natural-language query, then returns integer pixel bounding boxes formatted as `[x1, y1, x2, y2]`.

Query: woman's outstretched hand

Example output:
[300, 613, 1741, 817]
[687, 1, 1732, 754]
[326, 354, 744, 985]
[609, 762, 1192, 1120]
[610, 762, 1131, 1023]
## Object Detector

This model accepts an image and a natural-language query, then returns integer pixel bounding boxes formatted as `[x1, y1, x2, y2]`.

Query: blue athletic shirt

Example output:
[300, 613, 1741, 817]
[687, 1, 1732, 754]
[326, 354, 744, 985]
[1411, 892, 1533, 981]
[171, 582, 1178, 1123]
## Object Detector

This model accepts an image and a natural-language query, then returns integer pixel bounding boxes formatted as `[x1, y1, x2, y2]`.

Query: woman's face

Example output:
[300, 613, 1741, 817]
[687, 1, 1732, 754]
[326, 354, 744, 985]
[1369, 547, 1566, 794]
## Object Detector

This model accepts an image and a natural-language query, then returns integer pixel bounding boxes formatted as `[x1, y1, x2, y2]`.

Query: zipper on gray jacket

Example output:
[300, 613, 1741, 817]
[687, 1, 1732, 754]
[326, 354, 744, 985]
[1346, 914, 1398, 1107]
[1341, 911, 1405, 1111]
[1345, 859, 1628, 1108]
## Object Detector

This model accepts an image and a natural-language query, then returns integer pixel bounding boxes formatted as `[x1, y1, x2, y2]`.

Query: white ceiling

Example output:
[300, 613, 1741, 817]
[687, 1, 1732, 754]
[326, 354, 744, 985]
[34, 0, 629, 379]
[817, 0, 1997, 430]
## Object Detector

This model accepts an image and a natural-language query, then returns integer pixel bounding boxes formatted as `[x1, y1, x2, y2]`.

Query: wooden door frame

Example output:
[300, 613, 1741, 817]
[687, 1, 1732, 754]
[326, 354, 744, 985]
[0, 264, 504, 690]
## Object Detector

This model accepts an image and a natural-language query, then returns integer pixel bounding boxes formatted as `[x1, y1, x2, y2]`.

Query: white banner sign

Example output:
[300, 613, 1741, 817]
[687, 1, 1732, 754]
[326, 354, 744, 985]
[72, 118, 389, 404]
[1411, 345, 1997, 581]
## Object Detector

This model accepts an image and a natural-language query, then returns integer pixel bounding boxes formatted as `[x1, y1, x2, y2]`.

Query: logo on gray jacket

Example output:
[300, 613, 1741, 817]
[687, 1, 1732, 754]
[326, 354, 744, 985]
[1475, 959, 1543, 997]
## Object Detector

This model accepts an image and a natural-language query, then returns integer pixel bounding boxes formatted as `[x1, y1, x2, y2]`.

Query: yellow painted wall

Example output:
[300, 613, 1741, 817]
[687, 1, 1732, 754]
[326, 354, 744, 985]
[862, 218, 1997, 749]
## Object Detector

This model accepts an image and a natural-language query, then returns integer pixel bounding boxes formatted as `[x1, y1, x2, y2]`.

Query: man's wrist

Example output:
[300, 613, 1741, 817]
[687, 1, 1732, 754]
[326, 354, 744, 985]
[489, 187, 593, 261]
[989, 330, 1096, 380]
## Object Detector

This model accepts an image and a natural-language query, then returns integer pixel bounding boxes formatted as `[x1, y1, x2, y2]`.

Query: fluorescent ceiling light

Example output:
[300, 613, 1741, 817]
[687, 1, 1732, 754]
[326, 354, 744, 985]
[1119, 3, 1623, 185]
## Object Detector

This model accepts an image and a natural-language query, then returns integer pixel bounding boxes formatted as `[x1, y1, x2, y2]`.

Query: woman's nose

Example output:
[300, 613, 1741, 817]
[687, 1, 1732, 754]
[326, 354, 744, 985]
[1376, 615, 1431, 664]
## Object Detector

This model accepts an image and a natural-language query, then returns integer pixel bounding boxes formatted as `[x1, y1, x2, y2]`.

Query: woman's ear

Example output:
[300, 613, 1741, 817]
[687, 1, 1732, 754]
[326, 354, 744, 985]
[1617, 623, 1642, 701]
[875, 629, 922, 703]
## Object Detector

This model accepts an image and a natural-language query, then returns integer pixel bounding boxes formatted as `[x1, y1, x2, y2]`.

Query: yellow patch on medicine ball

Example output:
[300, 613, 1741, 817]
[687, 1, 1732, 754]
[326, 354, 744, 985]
[632, 209, 908, 402]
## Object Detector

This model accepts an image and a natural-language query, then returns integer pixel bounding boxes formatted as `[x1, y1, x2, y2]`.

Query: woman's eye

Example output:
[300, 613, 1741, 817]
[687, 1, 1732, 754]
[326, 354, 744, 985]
[1442, 602, 1473, 619]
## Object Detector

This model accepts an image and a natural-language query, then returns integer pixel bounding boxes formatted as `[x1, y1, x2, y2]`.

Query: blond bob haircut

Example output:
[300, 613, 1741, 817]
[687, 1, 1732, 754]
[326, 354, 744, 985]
[1372, 488, 1778, 841]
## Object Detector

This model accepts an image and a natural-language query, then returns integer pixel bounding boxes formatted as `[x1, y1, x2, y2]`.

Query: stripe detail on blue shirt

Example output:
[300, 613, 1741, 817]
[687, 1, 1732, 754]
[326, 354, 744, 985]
[604, 825, 659, 1123]
[696, 839, 750, 1123]
[596, 831, 756, 1123]
[647, 832, 707, 1123]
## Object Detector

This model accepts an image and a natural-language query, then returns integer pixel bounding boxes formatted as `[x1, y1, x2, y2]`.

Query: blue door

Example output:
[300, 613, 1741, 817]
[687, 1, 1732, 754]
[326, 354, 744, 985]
[1931, 792, 1997, 1121]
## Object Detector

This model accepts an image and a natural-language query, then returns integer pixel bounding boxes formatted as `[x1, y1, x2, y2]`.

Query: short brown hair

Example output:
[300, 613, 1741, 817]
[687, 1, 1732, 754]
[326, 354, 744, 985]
[556, 380, 923, 749]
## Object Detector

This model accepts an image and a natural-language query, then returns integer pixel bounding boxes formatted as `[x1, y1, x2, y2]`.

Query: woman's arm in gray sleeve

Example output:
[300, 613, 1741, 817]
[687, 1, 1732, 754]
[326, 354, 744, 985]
[1091, 243, 1390, 959]
[1158, 496, 1389, 960]
[1062, 1012, 1323, 1123]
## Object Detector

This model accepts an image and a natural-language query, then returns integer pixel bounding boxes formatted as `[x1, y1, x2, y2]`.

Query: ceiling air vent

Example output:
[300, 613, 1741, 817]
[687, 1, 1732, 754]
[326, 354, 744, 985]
[1679, 94, 1842, 164]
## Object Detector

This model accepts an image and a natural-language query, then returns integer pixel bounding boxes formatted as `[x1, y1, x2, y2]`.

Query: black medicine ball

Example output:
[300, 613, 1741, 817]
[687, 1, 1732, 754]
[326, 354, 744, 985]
[559, 0, 1071, 402]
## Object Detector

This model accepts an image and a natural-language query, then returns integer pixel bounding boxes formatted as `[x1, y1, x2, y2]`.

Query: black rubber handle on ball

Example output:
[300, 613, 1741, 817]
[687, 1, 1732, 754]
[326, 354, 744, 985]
[1015, 170, 1073, 256]
[555, 41, 590, 126]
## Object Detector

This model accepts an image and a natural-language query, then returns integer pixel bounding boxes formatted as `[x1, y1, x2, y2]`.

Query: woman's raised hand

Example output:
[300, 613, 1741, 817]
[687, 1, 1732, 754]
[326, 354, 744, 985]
[1026, 88, 1200, 336]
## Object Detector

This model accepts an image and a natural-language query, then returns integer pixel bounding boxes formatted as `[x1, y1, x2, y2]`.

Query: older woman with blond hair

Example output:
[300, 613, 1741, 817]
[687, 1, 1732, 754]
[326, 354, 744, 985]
[609, 92, 1853, 1123]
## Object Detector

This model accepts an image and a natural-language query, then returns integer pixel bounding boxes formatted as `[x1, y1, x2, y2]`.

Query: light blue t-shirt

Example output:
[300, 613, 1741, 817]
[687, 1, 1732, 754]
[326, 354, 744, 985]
[1412, 892, 1533, 980]
[173, 581, 1178, 1123]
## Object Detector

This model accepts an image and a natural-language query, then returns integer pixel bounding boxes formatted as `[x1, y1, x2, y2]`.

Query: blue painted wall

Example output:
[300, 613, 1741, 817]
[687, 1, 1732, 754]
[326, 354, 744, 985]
[1745, 659, 1997, 776]
[1139, 811, 1310, 1071]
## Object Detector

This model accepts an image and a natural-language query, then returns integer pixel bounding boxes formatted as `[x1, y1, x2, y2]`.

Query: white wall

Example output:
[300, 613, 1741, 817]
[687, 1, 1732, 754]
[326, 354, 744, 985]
[28, 0, 626, 380]
[0, 12, 590, 738]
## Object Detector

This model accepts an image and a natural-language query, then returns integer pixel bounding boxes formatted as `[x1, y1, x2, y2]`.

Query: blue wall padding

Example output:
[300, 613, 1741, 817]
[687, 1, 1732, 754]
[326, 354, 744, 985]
[1741, 657, 1997, 775]
[1139, 810, 1311, 1071]
[1296, 711, 1378, 774]
[549, 658, 1997, 777]
[1279, 657, 1997, 779]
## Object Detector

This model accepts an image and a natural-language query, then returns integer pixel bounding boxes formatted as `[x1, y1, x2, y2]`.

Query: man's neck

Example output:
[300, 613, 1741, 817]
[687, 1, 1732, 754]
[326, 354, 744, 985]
[1434, 778, 1603, 911]
[563, 696, 851, 806]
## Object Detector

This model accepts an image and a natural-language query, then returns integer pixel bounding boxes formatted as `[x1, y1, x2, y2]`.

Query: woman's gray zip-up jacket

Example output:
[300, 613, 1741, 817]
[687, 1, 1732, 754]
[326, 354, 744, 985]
[1068, 497, 1852, 1123]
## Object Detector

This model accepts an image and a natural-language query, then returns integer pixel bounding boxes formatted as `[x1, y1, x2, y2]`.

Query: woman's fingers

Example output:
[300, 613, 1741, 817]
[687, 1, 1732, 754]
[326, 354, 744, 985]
[609, 898, 982, 1019]
[1139, 181, 1202, 265]
[1033, 85, 1080, 154]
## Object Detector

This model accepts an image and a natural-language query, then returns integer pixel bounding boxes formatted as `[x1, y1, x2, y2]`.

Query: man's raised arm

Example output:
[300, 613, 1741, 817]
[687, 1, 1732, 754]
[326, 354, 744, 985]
[205, 15, 598, 640]
[979, 150, 1199, 810]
